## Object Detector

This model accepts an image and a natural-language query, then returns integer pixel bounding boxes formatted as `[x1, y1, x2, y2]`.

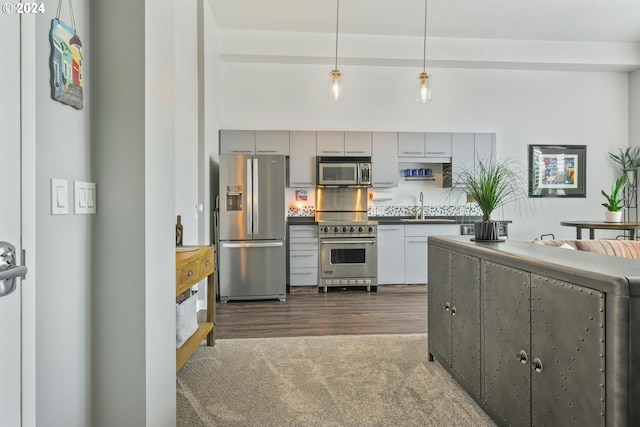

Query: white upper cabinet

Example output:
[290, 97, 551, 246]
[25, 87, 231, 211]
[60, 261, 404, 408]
[474, 133, 496, 164]
[288, 131, 317, 188]
[344, 132, 372, 156]
[425, 133, 452, 157]
[220, 130, 255, 154]
[451, 132, 497, 184]
[371, 132, 398, 187]
[255, 130, 290, 155]
[316, 131, 345, 156]
[452, 133, 475, 182]
[398, 132, 425, 157]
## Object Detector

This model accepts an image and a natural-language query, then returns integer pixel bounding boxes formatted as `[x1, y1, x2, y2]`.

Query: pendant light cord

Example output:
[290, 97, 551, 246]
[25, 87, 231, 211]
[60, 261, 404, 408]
[422, 0, 427, 73]
[335, 0, 340, 70]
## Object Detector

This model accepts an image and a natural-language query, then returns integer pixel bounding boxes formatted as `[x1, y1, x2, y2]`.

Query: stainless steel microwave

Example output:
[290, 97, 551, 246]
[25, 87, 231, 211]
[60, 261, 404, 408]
[316, 156, 372, 187]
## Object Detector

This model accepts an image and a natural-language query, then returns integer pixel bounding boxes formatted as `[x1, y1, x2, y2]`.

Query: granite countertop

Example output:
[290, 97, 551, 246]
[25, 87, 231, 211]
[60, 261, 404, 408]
[370, 216, 479, 225]
[287, 216, 511, 225]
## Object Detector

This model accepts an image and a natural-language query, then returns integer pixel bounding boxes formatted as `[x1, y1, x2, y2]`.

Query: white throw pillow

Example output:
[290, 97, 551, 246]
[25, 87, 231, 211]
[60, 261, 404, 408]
[559, 242, 576, 250]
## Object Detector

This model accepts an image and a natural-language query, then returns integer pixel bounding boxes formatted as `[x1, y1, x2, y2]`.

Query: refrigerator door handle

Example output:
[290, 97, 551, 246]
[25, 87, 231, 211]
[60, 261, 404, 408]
[246, 158, 253, 236]
[221, 241, 284, 248]
[253, 157, 259, 235]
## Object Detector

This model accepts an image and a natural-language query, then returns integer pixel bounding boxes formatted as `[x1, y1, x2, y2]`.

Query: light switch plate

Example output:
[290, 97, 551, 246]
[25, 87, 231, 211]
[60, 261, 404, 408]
[74, 181, 96, 214]
[51, 178, 69, 215]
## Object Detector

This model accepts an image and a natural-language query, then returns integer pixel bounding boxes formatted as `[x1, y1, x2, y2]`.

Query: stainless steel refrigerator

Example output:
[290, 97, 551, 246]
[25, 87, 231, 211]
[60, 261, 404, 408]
[218, 154, 286, 302]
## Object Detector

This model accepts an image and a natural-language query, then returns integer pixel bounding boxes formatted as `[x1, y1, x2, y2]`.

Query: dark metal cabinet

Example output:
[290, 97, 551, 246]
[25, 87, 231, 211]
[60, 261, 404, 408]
[428, 247, 481, 399]
[428, 246, 451, 365]
[483, 262, 531, 426]
[530, 274, 605, 427]
[483, 261, 606, 427]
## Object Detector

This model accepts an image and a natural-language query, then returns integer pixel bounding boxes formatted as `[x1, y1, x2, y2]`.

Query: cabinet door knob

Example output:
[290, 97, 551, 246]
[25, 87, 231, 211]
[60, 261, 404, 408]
[517, 350, 528, 364]
[205, 260, 210, 266]
[451, 306, 457, 316]
[533, 357, 544, 373]
[187, 269, 193, 277]
[444, 302, 450, 312]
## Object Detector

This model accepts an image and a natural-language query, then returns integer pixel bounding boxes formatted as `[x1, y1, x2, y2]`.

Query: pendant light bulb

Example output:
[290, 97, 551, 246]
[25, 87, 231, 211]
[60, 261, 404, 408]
[330, 69, 343, 101]
[417, 0, 432, 103]
[417, 72, 432, 103]
[329, 0, 344, 101]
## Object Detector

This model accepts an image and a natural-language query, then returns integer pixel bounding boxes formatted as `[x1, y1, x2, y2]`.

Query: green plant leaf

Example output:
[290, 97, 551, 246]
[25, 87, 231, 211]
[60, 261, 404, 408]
[451, 157, 528, 219]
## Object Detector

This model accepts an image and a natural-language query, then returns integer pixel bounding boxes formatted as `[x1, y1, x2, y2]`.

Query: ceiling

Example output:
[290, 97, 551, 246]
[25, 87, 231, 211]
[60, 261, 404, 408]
[209, 0, 640, 43]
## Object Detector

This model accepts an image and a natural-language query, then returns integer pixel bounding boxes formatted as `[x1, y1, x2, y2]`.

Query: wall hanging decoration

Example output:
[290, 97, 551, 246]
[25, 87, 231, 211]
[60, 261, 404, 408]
[528, 145, 586, 197]
[49, 0, 83, 109]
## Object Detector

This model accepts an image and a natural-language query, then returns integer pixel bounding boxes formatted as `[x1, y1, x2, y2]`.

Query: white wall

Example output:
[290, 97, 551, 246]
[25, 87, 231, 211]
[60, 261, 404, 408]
[220, 62, 629, 241]
[630, 69, 640, 148]
[92, 1, 176, 426]
[35, 2, 92, 425]
[175, 1, 200, 246]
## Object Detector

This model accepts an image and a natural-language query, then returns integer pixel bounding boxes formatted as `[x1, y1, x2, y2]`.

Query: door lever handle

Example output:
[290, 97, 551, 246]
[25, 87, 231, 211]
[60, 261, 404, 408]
[0, 265, 28, 281]
[0, 265, 27, 297]
[0, 241, 28, 297]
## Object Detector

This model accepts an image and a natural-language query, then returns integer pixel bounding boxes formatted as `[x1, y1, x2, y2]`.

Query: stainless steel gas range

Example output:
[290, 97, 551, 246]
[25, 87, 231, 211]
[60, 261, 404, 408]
[317, 220, 377, 292]
[315, 187, 378, 292]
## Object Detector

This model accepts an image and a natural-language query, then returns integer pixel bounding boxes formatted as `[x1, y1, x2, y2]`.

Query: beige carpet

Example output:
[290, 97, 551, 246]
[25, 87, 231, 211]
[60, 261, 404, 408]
[177, 334, 496, 427]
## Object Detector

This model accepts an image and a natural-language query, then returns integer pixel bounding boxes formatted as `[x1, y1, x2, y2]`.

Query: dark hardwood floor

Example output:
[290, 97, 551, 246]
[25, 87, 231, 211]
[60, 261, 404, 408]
[209, 285, 428, 339]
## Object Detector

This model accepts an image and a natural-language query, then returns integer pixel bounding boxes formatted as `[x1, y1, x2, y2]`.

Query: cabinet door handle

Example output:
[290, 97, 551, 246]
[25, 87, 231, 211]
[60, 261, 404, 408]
[374, 181, 394, 185]
[346, 150, 366, 154]
[401, 151, 422, 155]
[321, 150, 342, 154]
[205, 260, 211, 266]
[533, 358, 544, 373]
[256, 150, 278, 153]
[517, 350, 528, 364]
[426, 151, 447, 155]
[292, 182, 315, 186]
[444, 302, 450, 312]
[187, 269, 193, 277]
[451, 306, 457, 316]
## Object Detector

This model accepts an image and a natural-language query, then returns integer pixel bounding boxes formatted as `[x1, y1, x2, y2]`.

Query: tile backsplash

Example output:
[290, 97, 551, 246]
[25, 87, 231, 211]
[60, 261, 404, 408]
[287, 204, 482, 217]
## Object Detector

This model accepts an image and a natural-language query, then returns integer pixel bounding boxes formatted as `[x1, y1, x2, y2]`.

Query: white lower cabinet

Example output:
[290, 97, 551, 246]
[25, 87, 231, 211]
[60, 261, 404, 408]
[404, 224, 459, 284]
[376, 225, 405, 284]
[289, 225, 318, 286]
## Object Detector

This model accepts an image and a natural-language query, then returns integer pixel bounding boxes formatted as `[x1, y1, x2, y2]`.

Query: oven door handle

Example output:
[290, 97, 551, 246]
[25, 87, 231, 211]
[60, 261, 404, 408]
[320, 239, 376, 244]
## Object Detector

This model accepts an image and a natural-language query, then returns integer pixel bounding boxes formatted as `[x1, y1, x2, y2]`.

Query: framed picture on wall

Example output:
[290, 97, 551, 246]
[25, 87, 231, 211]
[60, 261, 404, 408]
[528, 144, 586, 197]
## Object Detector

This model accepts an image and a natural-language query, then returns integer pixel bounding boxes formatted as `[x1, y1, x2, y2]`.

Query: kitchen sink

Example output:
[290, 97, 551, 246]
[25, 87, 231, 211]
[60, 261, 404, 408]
[400, 218, 456, 223]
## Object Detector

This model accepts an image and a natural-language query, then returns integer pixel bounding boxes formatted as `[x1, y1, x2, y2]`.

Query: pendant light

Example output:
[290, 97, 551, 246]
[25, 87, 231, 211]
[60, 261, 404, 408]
[417, 0, 432, 103]
[329, 0, 344, 101]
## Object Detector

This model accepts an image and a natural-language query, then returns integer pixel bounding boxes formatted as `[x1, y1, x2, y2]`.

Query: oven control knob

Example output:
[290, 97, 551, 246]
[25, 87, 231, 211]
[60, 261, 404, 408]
[349, 226, 355, 232]
[323, 227, 329, 232]
[342, 227, 348, 232]
[358, 226, 364, 232]
[333, 227, 339, 232]
[368, 226, 374, 232]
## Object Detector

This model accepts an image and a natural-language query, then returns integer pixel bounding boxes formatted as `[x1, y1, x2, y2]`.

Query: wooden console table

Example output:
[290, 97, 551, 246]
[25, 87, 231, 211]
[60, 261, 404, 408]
[560, 220, 640, 240]
[175, 245, 215, 371]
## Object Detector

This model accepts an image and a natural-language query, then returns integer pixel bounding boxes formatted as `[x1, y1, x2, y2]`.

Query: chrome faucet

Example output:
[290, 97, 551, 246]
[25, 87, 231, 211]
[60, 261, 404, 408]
[417, 192, 424, 220]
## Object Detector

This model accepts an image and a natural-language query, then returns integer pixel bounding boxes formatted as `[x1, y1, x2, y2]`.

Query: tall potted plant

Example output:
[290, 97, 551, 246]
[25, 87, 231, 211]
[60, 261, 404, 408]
[608, 146, 640, 186]
[454, 158, 528, 241]
[602, 175, 627, 223]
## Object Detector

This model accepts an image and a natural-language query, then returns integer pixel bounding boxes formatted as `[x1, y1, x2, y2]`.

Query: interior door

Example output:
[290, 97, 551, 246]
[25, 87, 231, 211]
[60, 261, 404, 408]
[0, 11, 23, 427]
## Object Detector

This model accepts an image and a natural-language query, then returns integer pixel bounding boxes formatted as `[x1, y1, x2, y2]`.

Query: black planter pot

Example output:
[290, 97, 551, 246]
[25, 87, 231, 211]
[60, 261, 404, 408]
[474, 220, 501, 241]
